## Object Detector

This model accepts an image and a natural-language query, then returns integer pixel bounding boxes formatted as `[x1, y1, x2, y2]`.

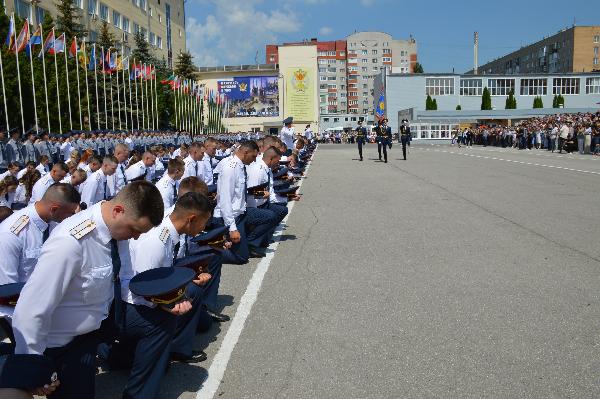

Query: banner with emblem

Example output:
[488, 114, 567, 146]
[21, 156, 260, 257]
[217, 76, 279, 118]
[285, 67, 315, 122]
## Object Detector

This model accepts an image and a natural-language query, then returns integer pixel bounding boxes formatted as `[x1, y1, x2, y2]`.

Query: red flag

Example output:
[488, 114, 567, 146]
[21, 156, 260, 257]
[12, 19, 30, 53]
[68, 37, 77, 58]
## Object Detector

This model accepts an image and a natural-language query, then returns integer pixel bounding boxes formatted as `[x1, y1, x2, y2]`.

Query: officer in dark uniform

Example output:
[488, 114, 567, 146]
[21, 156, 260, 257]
[400, 119, 411, 161]
[375, 118, 392, 163]
[356, 120, 367, 161]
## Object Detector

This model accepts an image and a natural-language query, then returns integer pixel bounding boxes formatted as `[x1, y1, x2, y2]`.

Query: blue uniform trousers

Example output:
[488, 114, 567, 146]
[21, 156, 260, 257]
[214, 215, 249, 264]
[170, 282, 205, 357]
[44, 327, 103, 399]
[120, 302, 177, 399]
[245, 206, 278, 249]
[259, 202, 288, 247]
[186, 242, 223, 312]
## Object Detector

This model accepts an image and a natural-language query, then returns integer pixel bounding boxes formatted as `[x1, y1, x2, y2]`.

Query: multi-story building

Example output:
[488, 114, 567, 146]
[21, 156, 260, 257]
[346, 31, 416, 115]
[266, 31, 417, 116]
[476, 26, 600, 75]
[6, 0, 186, 67]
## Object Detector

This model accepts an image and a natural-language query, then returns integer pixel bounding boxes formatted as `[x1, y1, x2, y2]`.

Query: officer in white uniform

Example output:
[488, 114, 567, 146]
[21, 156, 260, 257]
[280, 117, 295, 156]
[29, 162, 69, 204]
[80, 156, 118, 207]
[0, 184, 80, 320]
[112, 143, 131, 195]
[156, 158, 185, 210]
[125, 152, 156, 183]
[11, 181, 164, 399]
[182, 142, 205, 180]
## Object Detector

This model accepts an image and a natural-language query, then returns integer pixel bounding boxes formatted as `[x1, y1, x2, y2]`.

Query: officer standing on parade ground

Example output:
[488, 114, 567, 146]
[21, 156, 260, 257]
[375, 118, 392, 163]
[400, 119, 411, 161]
[356, 120, 367, 161]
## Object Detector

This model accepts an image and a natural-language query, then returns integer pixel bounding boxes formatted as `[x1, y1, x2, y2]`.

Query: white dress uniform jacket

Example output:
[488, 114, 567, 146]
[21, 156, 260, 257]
[29, 173, 56, 203]
[182, 155, 202, 179]
[280, 126, 295, 149]
[213, 155, 246, 232]
[124, 160, 148, 182]
[80, 169, 109, 206]
[246, 159, 271, 208]
[12, 203, 115, 354]
[156, 174, 178, 210]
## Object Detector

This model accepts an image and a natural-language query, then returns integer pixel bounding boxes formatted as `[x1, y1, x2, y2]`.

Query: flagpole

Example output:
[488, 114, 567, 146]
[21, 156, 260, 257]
[63, 35, 73, 131]
[133, 59, 140, 130]
[173, 77, 178, 129]
[14, 16, 26, 134]
[0, 45, 9, 131]
[145, 64, 151, 130]
[82, 39, 92, 131]
[93, 44, 100, 130]
[101, 47, 108, 129]
[27, 25, 39, 133]
[127, 59, 134, 131]
[122, 57, 127, 131]
[139, 63, 145, 130]
[153, 69, 158, 129]
[73, 36, 83, 129]
[116, 55, 121, 130]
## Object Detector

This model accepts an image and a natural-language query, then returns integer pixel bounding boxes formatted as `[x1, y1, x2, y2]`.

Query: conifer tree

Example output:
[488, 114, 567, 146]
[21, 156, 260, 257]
[55, 0, 87, 40]
[481, 87, 492, 110]
[174, 51, 198, 80]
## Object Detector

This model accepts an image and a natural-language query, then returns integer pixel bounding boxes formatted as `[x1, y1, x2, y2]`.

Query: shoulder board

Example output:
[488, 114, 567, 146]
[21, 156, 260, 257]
[70, 220, 96, 240]
[158, 227, 170, 244]
[10, 215, 30, 235]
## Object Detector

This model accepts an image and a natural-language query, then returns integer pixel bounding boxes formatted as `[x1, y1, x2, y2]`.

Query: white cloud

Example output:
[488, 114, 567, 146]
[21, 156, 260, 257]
[186, 0, 301, 67]
[319, 26, 333, 35]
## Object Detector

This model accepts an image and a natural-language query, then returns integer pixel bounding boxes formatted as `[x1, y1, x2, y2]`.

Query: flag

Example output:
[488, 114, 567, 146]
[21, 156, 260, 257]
[5, 14, 15, 48]
[109, 51, 117, 71]
[120, 57, 129, 71]
[78, 40, 88, 68]
[88, 44, 96, 71]
[161, 73, 175, 85]
[68, 37, 78, 58]
[12, 20, 30, 53]
[26, 24, 42, 56]
[39, 29, 54, 58]
[48, 33, 65, 55]
[375, 93, 385, 119]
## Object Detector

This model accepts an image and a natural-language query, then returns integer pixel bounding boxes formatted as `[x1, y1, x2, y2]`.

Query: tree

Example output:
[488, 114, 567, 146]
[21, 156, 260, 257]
[174, 51, 198, 80]
[426, 94, 433, 110]
[533, 96, 544, 109]
[505, 89, 517, 109]
[97, 20, 115, 50]
[553, 94, 565, 108]
[55, 0, 87, 40]
[131, 30, 156, 65]
[481, 86, 492, 110]
[456, 105, 462, 110]
[413, 62, 424, 73]
[432, 98, 438, 110]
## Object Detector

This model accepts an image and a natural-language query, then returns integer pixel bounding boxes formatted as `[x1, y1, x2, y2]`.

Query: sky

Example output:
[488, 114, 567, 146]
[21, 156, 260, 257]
[185, 0, 600, 73]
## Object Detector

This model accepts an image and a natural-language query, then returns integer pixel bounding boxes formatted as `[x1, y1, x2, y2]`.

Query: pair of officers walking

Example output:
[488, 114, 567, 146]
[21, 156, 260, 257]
[355, 118, 411, 162]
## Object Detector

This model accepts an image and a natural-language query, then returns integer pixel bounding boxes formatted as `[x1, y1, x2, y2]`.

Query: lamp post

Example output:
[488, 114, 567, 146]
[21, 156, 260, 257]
[31, 0, 41, 26]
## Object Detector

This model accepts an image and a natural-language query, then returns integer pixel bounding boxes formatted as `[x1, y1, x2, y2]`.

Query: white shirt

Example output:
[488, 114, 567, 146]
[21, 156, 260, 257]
[0, 170, 12, 181]
[121, 216, 179, 307]
[35, 164, 49, 176]
[13, 183, 27, 204]
[201, 153, 214, 185]
[246, 159, 271, 208]
[60, 141, 73, 161]
[80, 169, 109, 206]
[30, 173, 57, 204]
[182, 155, 202, 179]
[304, 128, 313, 140]
[214, 155, 246, 232]
[124, 137, 134, 151]
[124, 161, 148, 182]
[113, 162, 128, 194]
[156, 174, 179, 210]
[17, 168, 28, 179]
[0, 192, 15, 208]
[280, 126, 295, 149]
[12, 203, 114, 354]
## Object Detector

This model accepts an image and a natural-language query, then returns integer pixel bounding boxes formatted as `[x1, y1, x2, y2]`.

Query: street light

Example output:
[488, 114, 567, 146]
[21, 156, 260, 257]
[30, 0, 41, 26]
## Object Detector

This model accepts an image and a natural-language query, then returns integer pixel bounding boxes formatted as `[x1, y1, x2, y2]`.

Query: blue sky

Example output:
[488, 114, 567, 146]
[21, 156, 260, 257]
[185, 0, 600, 72]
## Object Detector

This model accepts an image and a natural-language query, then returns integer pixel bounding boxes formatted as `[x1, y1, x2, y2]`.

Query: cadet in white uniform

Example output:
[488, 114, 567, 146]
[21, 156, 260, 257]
[182, 142, 205, 180]
[280, 117, 295, 156]
[156, 158, 184, 210]
[11, 181, 164, 399]
[80, 156, 118, 207]
[29, 162, 69, 204]
[125, 152, 156, 183]
[0, 184, 80, 320]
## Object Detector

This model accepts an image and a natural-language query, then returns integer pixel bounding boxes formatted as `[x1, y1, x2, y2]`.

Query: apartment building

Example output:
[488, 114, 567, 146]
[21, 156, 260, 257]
[6, 0, 186, 67]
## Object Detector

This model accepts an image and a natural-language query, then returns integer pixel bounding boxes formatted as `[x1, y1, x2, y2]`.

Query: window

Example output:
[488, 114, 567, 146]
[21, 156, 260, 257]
[149, 32, 156, 45]
[382, 57, 391, 62]
[122, 17, 130, 33]
[327, 59, 336, 64]
[361, 67, 368, 72]
[372, 58, 378, 63]
[99, 3, 109, 21]
[14, 0, 30, 19]
[73, 0, 82, 8]
[140, 27, 147, 40]
[156, 36, 162, 49]
[327, 67, 336, 73]
[426, 78, 455, 96]
[35, 6, 47, 23]
[88, 0, 97, 15]
[148, 7, 152, 16]
[319, 67, 326, 73]
[319, 84, 327, 90]
[139, 0, 146, 10]
[553, 78, 579, 95]
[340, 77, 345, 82]
[520, 78, 547, 96]
[327, 76, 336, 81]
[586, 77, 600, 94]
[595, 58, 599, 65]
[113, 11, 121, 28]
[339, 51, 345, 57]
[595, 35, 600, 43]
[319, 75, 327, 81]
[361, 59, 368, 63]
[372, 50, 377, 55]
[460, 79, 482, 96]
[383, 48, 391, 54]
[595, 47, 599, 56]
[373, 67, 378, 71]
[361, 49, 368, 55]
[327, 84, 337, 89]
[89, 30, 98, 42]
[318, 59, 327, 64]
[487, 78, 515, 96]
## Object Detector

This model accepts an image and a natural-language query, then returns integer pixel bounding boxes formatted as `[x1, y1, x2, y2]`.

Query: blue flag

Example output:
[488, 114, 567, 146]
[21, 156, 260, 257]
[375, 93, 385, 118]
[88, 45, 96, 71]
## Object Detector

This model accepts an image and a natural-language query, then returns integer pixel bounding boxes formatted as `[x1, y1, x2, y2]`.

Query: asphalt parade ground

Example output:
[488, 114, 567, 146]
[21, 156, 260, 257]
[98, 142, 600, 398]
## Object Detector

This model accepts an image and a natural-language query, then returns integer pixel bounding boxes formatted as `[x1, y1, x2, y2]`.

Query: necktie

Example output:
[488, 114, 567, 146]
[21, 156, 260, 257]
[103, 179, 108, 200]
[194, 161, 198, 176]
[173, 182, 178, 203]
[110, 239, 123, 324]
[173, 241, 180, 261]
[42, 226, 50, 243]
[120, 164, 128, 185]
[243, 165, 248, 200]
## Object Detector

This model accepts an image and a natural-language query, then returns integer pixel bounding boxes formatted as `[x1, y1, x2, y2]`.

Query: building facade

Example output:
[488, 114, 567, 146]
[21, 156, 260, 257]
[374, 72, 600, 138]
[476, 26, 600, 75]
[266, 31, 417, 117]
[6, 0, 186, 67]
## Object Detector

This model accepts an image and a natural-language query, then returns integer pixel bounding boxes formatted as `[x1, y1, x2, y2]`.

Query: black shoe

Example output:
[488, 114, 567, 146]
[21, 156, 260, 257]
[171, 350, 207, 363]
[384, 160, 388, 163]
[206, 309, 231, 322]
[359, 158, 363, 161]
[249, 247, 266, 258]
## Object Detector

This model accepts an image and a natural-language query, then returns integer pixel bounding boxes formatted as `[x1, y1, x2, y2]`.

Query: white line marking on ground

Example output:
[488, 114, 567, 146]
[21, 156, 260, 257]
[196, 149, 315, 399]
[415, 147, 600, 176]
